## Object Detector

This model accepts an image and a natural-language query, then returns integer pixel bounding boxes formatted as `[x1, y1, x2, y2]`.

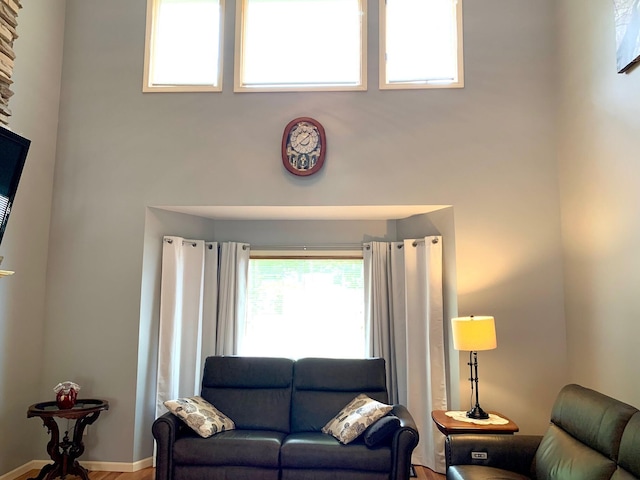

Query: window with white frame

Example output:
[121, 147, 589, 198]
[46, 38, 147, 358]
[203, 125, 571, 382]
[240, 253, 365, 359]
[143, 0, 224, 92]
[380, 0, 463, 89]
[143, 0, 464, 93]
[235, 0, 367, 92]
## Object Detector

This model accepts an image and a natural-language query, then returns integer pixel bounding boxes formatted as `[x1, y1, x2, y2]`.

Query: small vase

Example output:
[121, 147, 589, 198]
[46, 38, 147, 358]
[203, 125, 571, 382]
[56, 388, 77, 409]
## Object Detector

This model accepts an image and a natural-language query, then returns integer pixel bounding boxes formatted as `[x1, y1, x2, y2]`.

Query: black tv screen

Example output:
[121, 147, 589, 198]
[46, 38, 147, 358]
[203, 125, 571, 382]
[0, 126, 30, 246]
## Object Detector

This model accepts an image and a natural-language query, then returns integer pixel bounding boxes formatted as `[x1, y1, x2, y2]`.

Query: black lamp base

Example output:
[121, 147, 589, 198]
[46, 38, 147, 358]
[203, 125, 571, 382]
[466, 404, 489, 420]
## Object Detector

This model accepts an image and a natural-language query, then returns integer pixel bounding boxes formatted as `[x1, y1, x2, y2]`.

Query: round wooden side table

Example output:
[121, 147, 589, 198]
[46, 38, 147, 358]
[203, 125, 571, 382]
[27, 398, 109, 480]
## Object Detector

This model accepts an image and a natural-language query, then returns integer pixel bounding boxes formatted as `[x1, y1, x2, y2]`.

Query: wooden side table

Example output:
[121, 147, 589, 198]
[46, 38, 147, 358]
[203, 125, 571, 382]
[27, 398, 109, 480]
[431, 409, 519, 435]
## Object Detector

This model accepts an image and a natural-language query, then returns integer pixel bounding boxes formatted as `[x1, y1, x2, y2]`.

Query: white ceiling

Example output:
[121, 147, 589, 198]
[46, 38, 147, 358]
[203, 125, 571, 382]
[156, 205, 449, 221]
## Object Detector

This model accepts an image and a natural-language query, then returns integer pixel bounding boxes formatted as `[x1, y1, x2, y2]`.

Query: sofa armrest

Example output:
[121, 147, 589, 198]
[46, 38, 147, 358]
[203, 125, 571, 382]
[392, 404, 418, 432]
[445, 434, 542, 476]
[152, 412, 188, 480]
[390, 405, 420, 480]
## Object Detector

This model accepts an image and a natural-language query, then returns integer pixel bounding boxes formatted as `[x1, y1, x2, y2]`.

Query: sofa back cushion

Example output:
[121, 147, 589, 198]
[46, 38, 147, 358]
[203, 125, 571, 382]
[535, 384, 639, 480]
[201, 356, 294, 433]
[290, 357, 388, 433]
[612, 412, 640, 480]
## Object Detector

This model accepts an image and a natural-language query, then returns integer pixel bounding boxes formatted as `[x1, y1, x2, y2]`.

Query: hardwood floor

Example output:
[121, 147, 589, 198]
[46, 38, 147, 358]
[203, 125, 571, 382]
[13, 469, 155, 480]
[416, 465, 446, 480]
[14, 465, 444, 480]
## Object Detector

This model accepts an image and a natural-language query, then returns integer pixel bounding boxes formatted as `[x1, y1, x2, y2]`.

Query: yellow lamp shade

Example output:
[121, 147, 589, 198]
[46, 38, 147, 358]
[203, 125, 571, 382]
[451, 316, 497, 351]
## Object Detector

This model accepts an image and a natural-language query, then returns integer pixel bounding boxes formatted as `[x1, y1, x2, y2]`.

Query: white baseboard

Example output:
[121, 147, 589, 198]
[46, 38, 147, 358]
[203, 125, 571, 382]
[0, 461, 39, 480]
[82, 457, 154, 472]
[0, 457, 154, 479]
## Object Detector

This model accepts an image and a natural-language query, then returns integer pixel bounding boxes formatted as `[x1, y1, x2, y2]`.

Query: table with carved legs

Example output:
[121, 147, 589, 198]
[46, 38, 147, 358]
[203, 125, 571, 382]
[27, 399, 109, 480]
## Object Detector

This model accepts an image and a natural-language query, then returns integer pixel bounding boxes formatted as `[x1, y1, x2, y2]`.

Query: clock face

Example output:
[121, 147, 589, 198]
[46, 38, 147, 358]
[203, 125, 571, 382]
[282, 117, 326, 176]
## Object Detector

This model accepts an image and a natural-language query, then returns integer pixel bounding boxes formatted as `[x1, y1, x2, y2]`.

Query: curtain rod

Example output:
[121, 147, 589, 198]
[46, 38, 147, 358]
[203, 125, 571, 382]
[166, 238, 437, 250]
[244, 244, 364, 251]
[244, 238, 438, 251]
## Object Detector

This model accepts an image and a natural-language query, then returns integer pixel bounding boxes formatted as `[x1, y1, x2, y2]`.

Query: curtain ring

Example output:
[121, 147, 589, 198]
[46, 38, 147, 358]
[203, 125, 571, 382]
[432, 237, 439, 244]
[165, 238, 173, 244]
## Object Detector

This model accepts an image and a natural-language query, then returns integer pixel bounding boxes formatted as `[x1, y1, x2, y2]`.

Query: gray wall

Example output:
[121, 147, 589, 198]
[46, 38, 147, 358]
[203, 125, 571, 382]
[558, 0, 640, 407]
[4, 0, 570, 470]
[0, 0, 65, 474]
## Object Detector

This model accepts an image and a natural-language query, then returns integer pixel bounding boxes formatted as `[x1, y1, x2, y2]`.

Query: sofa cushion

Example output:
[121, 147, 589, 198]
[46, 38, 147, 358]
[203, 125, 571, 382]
[281, 432, 392, 472]
[447, 465, 531, 480]
[291, 357, 389, 433]
[322, 394, 393, 444]
[281, 471, 389, 480]
[611, 469, 640, 480]
[200, 356, 294, 433]
[612, 412, 640, 480]
[164, 396, 235, 438]
[173, 429, 287, 468]
[363, 414, 400, 447]
[173, 465, 280, 480]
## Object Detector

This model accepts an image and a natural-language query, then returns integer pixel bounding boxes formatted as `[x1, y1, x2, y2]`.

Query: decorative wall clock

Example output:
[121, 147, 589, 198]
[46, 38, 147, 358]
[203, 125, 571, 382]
[281, 117, 326, 176]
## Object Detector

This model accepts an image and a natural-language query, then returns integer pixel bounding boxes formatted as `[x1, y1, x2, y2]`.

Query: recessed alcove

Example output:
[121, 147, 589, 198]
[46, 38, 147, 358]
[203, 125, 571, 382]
[134, 204, 460, 457]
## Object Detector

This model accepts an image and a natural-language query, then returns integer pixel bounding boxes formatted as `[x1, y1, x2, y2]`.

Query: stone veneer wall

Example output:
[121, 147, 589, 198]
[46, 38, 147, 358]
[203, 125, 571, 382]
[0, 0, 22, 125]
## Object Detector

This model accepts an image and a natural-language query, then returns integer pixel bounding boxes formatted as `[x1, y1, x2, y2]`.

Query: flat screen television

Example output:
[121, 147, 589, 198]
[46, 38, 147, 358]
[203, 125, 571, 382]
[0, 126, 30, 246]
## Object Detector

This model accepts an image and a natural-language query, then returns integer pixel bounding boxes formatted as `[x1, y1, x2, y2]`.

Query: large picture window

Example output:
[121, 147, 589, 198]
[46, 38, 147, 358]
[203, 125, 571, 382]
[241, 255, 365, 359]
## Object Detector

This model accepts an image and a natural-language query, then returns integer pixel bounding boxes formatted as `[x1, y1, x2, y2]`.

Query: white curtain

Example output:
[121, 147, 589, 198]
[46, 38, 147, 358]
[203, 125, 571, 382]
[216, 242, 250, 355]
[155, 236, 249, 419]
[364, 236, 448, 473]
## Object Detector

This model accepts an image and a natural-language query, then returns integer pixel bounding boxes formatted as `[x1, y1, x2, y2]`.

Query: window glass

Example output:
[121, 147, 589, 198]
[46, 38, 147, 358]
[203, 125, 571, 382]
[144, 0, 223, 91]
[241, 257, 365, 359]
[144, 0, 464, 92]
[236, 0, 366, 91]
[381, 0, 463, 88]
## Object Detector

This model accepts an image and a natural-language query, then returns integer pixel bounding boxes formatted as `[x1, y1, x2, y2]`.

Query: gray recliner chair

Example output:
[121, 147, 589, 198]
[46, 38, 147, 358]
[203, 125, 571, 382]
[445, 384, 640, 480]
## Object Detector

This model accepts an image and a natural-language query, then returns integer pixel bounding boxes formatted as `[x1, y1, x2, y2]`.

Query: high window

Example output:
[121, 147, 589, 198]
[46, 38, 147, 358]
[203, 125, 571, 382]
[235, 0, 366, 92]
[143, 0, 224, 92]
[380, 0, 464, 89]
[143, 0, 463, 93]
[240, 254, 365, 359]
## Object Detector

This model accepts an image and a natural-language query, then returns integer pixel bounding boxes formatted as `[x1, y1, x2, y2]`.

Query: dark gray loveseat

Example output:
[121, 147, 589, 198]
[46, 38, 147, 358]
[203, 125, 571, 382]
[445, 384, 640, 480]
[152, 356, 419, 480]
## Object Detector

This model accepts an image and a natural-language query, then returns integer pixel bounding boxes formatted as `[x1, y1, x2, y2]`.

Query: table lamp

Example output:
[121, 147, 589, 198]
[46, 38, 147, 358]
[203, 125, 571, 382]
[451, 315, 497, 419]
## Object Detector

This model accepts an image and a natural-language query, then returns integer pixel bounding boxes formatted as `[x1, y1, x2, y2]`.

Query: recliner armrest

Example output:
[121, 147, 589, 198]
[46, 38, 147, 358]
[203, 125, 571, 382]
[446, 434, 542, 477]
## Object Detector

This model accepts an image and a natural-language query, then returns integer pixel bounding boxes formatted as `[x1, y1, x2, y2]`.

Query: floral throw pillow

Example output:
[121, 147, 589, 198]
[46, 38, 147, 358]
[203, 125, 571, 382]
[164, 396, 235, 438]
[322, 394, 393, 444]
